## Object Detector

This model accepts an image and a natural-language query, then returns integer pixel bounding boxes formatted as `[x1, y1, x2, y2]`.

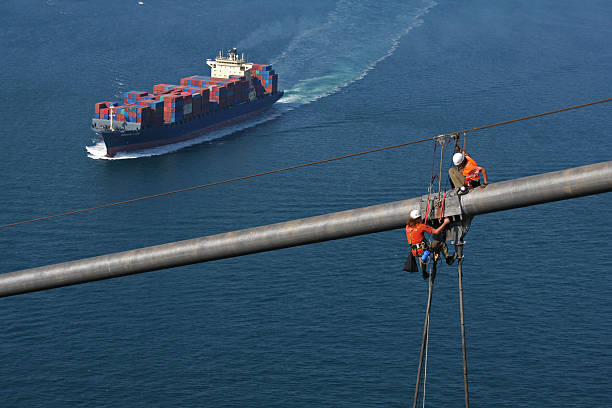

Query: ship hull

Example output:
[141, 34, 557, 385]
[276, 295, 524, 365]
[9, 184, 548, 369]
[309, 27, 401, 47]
[94, 91, 283, 157]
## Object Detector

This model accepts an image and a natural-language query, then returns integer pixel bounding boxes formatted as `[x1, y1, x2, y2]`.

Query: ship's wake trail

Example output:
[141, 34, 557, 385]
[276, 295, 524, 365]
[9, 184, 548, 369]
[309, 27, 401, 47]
[86, 105, 289, 160]
[273, 0, 436, 105]
[87, 0, 434, 160]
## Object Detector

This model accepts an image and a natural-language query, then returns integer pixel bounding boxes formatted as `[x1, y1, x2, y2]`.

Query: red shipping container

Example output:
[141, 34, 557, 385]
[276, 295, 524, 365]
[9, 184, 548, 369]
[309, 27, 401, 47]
[153, 84, 174, 93]
[179, 76, 198, 86]
[95, 101, 112, 113]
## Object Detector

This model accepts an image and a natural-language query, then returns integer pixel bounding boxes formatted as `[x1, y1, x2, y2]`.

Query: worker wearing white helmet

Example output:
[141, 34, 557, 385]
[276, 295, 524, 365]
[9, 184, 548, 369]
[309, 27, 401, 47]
[449, 147, 488, 191]
[404, 209, 455, 279]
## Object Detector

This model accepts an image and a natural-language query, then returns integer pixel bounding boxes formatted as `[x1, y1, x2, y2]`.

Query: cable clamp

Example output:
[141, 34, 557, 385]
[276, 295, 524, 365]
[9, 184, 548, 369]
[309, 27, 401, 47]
[433, 133, 451, 146]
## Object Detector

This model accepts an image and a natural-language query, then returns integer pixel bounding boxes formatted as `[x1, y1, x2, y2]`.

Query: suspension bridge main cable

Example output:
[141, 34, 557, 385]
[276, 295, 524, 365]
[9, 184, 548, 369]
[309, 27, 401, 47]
[1, 97, 610, 229]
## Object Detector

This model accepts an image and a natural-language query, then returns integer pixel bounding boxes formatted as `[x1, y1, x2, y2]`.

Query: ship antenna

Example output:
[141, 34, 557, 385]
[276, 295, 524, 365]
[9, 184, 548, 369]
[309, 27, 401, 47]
[109, 105, 114, 131]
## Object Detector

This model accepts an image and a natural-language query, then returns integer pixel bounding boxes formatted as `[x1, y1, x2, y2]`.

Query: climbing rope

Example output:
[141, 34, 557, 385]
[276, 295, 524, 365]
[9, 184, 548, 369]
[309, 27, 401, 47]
[439, 191, 446, 222]
[1, 98, 611, 229]
[413, 260, 438, 408]
[437, 138, 444, 198]
[422, 297, 431, 408]
[423, 141, 438, 225]
[455, 242, 470, 408]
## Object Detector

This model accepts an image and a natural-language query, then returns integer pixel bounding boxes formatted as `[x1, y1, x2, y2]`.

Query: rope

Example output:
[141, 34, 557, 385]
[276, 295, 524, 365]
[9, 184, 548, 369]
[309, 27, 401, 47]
[1, 98, 610, 229]
[439, 191, 446, 222]
[413, 260, 437, 408]
[423, 195, 431, 226]
[430, 141, 438, 184]
[456, 243, 470, 408]
[457, 98, 612, 134]
[0, 138, 433, 229]
[423, 142, 438, 225]
[437, 139, 444, 198]
[445, 139, 453, 191]
[422, 304, 430, 408]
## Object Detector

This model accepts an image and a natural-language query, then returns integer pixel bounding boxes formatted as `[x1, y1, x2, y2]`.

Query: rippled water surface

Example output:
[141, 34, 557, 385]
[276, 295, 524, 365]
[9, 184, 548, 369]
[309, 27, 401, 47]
[1, 0, 611, 406]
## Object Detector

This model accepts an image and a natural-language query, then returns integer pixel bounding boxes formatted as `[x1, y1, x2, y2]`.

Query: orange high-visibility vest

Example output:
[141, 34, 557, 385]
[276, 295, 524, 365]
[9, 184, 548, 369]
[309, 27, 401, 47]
[462, 154, 481, 185]
[406, 224, 433, 255]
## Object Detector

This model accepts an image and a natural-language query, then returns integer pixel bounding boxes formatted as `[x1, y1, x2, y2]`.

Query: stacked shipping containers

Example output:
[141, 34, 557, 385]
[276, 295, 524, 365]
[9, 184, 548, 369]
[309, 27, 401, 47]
[94, 101, 114, 119]
[180, 76, 212, 87]
[251, 64, 278, 95]
[152, 84, 177, 93]
[228, 75, 250, 105]
[162, 94, 183, 123]
[94, 64, 277, 126]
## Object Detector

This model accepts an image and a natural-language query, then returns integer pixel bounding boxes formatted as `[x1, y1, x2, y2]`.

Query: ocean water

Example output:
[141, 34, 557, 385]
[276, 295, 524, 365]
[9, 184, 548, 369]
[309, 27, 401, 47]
[1, 0, 612, 406]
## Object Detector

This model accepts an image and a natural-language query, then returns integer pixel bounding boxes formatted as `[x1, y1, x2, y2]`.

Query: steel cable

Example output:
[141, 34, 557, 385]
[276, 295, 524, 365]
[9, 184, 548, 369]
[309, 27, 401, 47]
[1, 97, 610, 229]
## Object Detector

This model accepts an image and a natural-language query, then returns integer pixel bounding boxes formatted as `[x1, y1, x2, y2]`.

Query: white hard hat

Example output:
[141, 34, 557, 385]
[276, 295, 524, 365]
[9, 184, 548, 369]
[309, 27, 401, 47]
[453, 152, 465, 166]
[410, 209, 420, 219]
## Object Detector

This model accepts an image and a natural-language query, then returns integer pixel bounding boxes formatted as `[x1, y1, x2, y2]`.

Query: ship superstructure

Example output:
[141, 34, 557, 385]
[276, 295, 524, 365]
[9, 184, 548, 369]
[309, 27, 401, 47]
[207, 48, 253, 79]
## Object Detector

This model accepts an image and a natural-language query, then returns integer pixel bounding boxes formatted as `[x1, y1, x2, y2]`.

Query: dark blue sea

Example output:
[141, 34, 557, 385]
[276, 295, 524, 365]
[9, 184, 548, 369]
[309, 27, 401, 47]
[1, 0, 612, 406]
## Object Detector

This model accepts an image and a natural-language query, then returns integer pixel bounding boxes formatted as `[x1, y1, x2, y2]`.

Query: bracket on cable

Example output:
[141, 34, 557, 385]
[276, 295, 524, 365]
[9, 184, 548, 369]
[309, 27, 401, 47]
[434, 132, 461, 145]
[433, 133, 450, 146]
[419, 187, 473, 244]
[419, 188, 461, 222]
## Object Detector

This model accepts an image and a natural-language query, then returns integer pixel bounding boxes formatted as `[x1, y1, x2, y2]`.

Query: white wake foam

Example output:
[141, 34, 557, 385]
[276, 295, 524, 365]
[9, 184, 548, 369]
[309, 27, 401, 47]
[274, 0, 437, 106]
[86, 0, 436, 159]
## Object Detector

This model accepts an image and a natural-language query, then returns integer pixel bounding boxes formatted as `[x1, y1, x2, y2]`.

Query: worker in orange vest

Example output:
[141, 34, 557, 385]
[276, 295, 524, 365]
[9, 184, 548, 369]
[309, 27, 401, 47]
[449, 147, 488, 191]
[405, 209, 456, 279]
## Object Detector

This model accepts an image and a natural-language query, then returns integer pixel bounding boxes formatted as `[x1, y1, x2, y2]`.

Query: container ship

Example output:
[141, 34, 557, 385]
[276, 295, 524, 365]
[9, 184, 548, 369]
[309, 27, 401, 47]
[91, 49, 283, 157]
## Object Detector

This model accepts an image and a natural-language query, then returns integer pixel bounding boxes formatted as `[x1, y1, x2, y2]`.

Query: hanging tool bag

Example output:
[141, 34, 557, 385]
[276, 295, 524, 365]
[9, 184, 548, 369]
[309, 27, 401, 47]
[402, 252, 420, 273]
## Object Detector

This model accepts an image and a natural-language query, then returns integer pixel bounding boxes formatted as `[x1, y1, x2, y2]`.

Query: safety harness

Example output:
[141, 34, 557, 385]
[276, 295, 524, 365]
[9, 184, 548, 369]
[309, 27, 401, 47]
[410, 241, 428, 255]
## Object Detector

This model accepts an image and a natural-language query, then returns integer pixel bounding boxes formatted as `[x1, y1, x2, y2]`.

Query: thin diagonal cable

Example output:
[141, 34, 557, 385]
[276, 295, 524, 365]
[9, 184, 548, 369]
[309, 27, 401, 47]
[0, 137, 433, 229]
[456, 97, 612, 134]
[1, 97, 610, 229]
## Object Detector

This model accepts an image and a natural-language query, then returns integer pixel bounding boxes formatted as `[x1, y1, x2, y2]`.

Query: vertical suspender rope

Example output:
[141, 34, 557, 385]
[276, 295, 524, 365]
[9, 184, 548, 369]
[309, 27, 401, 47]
[455, 242, 470, 408]
[422, 307, 430, 408]
[413, 260, 438, 408]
